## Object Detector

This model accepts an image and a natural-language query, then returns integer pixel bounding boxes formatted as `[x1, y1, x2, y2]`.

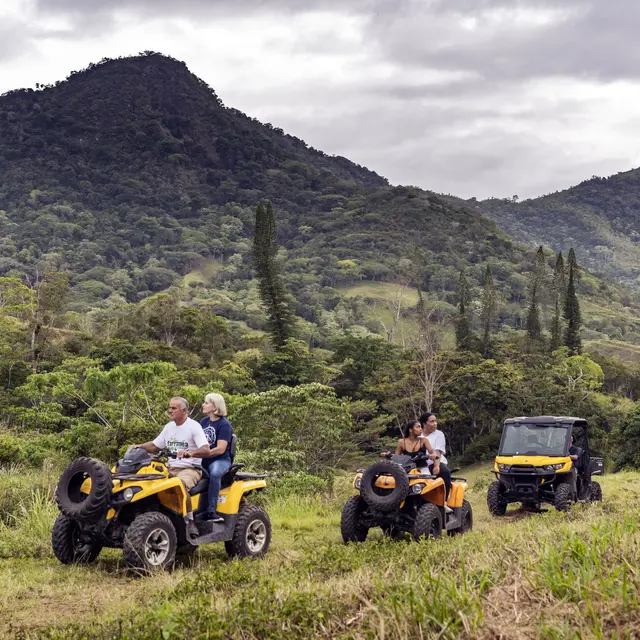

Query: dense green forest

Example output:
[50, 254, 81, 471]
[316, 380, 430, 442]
[447, 168, 640, 290]
[2, 52, 640, 484]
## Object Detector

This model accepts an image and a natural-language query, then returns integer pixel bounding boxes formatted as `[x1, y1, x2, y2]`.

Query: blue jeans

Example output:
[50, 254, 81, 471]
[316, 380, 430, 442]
[205, 458, 231, 514]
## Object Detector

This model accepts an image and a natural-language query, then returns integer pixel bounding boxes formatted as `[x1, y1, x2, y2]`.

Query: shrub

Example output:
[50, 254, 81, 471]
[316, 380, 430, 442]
[460, 431, 502, 465]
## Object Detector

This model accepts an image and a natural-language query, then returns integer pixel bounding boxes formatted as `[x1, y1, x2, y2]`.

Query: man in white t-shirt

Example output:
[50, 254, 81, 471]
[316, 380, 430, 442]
[419, 412, 452, 511]
[135, 397, 210, 521]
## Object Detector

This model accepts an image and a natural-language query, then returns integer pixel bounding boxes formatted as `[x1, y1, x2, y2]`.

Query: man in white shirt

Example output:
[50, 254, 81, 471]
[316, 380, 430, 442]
[135, 397, 211, 527]
[419, 412, 452, 510]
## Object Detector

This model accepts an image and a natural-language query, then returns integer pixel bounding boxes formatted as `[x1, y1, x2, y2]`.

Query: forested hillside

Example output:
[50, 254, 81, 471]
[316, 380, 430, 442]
[453, 168, 640, 288]
[1, 53, 638, 338]
[1, 52, 640, 485]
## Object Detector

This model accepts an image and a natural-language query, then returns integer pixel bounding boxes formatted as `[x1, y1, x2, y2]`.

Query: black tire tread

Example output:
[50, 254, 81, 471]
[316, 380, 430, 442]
[122, 511, 177, 571]
[360, 461, 409, 513]
[487, 481, 507, 516]
[554, 482, 573, 512]
[56, 457, 112, 523]
[450, 499, 473, 536]
[52, 513, 102, 564]
[340, 496, 369, 543]
[413, 503, 443, 541]
[590, 481, 602, 502]
[225, 504, 271, 558]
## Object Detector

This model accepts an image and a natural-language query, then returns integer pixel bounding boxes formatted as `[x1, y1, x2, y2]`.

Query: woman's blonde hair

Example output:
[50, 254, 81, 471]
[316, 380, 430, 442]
[204, 392, 227, 416]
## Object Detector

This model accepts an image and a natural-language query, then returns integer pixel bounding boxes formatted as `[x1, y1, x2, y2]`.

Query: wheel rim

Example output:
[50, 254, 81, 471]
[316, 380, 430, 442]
[144, 527, 171, 566]
[429, 517, 440, 537]
[245, 518, 267, 553]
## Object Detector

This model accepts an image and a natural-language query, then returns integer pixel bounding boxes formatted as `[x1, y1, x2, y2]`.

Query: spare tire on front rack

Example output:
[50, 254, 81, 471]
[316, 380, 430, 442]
[360, 460, 409, 512]
[55, 457, 112, 523]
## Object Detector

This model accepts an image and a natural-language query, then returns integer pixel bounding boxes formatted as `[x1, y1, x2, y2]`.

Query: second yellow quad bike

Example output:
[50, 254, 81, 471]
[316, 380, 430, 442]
[341, 453, 472, 542]
[52, 435, 271, 571]
[487, 416, 604, 515]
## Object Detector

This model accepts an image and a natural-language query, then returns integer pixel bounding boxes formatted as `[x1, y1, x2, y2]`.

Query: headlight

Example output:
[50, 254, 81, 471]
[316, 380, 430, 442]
[498, 464, 511, 472]
[354, 478, 362, 490]
[122, 487, 141, 502]
[411, 483, 425, 494]
[542, 463, 564, 471]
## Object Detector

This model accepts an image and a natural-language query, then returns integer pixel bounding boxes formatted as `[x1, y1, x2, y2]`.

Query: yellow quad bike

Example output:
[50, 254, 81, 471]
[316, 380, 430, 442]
[341, 453, 472, 542]
[52, 435, 271, 571]
[487, 416, 604, 515]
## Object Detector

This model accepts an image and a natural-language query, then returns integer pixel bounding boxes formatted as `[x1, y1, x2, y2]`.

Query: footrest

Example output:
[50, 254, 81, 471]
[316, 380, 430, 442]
[191, 517, 234, 545]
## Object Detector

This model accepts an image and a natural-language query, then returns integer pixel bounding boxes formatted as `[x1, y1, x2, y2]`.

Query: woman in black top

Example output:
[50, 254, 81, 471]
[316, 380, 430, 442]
[393, 420, 440, 475]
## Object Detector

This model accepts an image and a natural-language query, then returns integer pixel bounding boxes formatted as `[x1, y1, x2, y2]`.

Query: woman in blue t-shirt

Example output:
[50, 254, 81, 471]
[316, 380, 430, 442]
[200, 392, 234, 521]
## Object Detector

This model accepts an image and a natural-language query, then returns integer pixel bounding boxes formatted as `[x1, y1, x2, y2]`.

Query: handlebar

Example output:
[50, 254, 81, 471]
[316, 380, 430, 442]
[145, 448, 177, 461]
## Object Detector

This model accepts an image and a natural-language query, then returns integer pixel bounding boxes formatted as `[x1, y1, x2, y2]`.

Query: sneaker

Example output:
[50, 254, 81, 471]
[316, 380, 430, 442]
[444, 505, 453, 514]
[203, 512, 224, 523]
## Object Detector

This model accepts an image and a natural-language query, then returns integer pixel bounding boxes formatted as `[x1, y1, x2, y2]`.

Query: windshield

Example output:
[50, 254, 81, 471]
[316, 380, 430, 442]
[499, 423, 569, 457]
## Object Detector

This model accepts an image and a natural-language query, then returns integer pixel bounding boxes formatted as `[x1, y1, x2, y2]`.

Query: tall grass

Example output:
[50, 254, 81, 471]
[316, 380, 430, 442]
[3, 467, 640, 639]
[0, 487, 59, 559]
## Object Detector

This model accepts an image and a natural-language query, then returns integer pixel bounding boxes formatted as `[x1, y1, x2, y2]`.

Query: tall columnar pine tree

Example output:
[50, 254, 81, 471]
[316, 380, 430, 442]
[480, 264, 497, 355]
[566, 247, 578, 281]
[525, 246, 546, 342]
[455, 268, 473, 349]
[525, 282, 542, 341]
[564, 259, 582, 355]
[550, 251, 566, 351]
[253, 201, 295, 347]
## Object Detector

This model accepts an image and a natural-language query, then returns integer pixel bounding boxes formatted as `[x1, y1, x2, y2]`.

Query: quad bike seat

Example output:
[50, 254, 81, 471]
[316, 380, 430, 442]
[189, 464, 210, 496]
[220, 463, 245, 488]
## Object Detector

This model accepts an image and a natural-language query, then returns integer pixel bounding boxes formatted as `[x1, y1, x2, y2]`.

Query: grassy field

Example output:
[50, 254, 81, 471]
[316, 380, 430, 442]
[585, 338, 640, 363]
[1, 464, 639, 639]
[182, 258, 223, 286]
[337, 282, 459, 348]
[338, 282, 421, 306]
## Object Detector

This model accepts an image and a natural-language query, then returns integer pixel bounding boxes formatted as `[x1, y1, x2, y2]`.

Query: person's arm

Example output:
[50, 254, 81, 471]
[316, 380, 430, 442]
[569, 446, 582, 461]
[432, 431, 446, 457]
[201, 440, 228, 458]
[178, 444, 212, 459]
[419, 437, 436, 456]
[134, 441, 161, 454]
[201, 422, 232, 458]
[177, 423, 212, 459]
[395, 439, 404, 454]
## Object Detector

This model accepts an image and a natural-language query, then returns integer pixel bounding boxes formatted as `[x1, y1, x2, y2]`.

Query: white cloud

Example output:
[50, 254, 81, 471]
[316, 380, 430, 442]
[1, 0, 640, 199]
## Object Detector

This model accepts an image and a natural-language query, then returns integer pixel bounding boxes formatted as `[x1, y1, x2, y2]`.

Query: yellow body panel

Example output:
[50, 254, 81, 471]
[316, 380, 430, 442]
[447, 481, 468, 508]
[81, 461, 265, 519]
[494, 455, 572, 474]
[217, 480, 267, 514]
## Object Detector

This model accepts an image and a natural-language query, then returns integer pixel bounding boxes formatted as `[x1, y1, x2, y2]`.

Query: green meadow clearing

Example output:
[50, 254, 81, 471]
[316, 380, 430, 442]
[0, 464, 638, 640]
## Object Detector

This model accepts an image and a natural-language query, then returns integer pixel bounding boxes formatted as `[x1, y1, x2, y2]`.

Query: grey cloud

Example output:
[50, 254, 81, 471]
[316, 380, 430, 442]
[364, 0, 640, 83]
[34, 0, 383, 26]
[0, 19, 41, 64]
[12, 0, 640, 199]
[33, 0, 640, 84]
[235, 72, 625, 199]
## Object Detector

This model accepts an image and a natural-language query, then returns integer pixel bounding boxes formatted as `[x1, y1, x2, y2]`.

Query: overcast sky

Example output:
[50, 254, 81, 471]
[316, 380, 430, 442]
[2, 0, 639, 200]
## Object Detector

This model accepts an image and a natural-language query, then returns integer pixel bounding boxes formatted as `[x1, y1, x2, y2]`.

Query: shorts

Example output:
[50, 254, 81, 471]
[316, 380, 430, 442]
[169, 466, 202, 491]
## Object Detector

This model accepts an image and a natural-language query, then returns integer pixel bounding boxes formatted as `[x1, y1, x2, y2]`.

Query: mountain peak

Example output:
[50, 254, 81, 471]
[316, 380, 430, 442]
[0, 53, 386, 219]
